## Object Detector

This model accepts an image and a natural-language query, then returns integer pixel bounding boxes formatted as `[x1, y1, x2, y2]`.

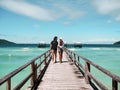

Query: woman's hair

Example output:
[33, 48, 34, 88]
[59, 39, 63, 46]
[53, 36, 57, 41]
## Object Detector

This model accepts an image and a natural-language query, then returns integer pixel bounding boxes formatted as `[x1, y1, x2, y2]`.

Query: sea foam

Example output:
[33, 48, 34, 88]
[69, 48, 76, 51]
[22, 48, 32, 51]
[90, 48, 101, 50]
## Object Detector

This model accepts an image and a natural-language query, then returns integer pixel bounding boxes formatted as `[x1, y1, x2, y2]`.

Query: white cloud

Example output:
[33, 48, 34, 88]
[0, 0, 56, 21]
[92, 0, 120, 21]
[0, 0, 85, 21]
[53, 4, 85, 20]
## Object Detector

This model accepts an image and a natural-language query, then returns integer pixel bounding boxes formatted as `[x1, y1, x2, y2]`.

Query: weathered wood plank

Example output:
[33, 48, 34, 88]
[35, 52, 93, 90]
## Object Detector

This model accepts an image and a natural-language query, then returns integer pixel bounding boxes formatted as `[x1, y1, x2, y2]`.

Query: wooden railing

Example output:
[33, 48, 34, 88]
[64, 48, 120, 90]
[0, 50, 51, 90]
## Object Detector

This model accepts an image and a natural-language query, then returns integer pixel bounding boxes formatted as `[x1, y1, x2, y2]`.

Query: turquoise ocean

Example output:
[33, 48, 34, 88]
[73, 47, 120, 89]
[0, 46, 120, 90]
[0, 47, 48, 90]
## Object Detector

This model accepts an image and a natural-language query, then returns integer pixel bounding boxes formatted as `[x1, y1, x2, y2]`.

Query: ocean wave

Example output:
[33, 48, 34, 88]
[103, 48, 120, 51]
[8, 54, 12, 57]
[69, 48, 76, 51]
[0, 54, 12, 57]
[22, 48, 32, 51]
[116, 49, 120, 51]
[13, 48, 32, 51]
[90, 48, 101, 50]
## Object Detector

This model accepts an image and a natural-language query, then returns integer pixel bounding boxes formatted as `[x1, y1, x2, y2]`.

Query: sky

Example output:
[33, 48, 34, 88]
[0, 0, 120, 44]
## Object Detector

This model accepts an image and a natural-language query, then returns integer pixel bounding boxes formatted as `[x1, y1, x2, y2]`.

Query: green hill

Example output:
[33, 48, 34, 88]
[0, 39, 16, 45]
[113, 41, 120, 45]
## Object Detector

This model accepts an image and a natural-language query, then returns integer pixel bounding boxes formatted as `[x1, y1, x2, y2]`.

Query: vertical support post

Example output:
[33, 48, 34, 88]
[74, 53, 76, 63]
[49, 51, 52, 61]
[112, 80, 118, 90]
[71, 52, 72, 58]
[6, 79, 11, 90]
[35, 64, 37, 80]
[85, 62, 90, 84]
[44, 53, 46, 65]
[30, 61, 37, 85]
[71, 52, 73, 62]
[68, 51, 71, 60]
[77, 56, 80, 66]
[39, 57, 42, 73]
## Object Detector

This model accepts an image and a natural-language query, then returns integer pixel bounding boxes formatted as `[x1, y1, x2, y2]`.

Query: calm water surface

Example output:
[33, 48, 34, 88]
[71, 47, 120, 89]
[0, 47, 48, 90]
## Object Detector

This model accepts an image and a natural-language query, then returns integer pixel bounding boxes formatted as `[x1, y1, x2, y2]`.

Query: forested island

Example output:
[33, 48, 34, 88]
[114, 41, 120, 45]
[0, 39, 16, 45]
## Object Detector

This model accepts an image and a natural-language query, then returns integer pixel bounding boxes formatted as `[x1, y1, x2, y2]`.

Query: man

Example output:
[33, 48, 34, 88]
[50, 36, 58, 63]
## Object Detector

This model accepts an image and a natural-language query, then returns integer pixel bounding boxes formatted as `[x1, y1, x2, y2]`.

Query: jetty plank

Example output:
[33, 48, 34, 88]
[36, 52, 93, 90]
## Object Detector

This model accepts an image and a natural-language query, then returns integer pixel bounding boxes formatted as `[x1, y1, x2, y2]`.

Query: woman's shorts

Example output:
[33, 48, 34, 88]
[59, 48, 63, 52]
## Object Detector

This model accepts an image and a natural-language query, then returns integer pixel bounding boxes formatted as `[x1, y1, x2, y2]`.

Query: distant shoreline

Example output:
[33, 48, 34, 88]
[0, 43, 120, 48]
[0, 39, 120, 48]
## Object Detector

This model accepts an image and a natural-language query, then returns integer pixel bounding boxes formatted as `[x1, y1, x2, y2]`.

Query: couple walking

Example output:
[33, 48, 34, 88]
[50, 36, 64, 63]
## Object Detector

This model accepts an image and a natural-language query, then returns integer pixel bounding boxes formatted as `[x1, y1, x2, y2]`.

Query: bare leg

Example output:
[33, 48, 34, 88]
[58, 51, 60, 62]
[52, 53, 54, 62]
[54, 51, 57, 63]
[61, 52, 63, 62]
[51, 50, 55, 63]
[59, 51, 62, 63]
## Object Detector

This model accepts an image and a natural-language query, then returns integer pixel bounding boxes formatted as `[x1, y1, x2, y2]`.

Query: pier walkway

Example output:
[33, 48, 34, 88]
[35, 52, 93, 90]
[1, 48, 120, 90]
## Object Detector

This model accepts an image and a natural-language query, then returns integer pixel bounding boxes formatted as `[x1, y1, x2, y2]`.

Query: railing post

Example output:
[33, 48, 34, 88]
[77, 56, 80, 66]
[35, 64, 37, 81]
[71, 52, 72, 58]
[39, 57, 42, 73]
[6, 79, 11, 90]
[44, 53, 46, 65]
[30, 61, 37, 85]
[48, 51, 51, 60]
[112, 79, 118, 90]
[74, 53, 76, 63]
[68, 50, 71, 60]
[70, 52, 72, 58]
[85, 62, 91, 84]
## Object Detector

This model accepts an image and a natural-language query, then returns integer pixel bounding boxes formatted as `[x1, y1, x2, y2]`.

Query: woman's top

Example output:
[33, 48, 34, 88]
[58, 39, 64, 52]
[50, 40, 58, 51]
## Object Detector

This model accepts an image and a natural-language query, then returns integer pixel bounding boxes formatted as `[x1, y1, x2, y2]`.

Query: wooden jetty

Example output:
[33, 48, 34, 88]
[0, 48, 120, 90]
[31, 52, 93, 90]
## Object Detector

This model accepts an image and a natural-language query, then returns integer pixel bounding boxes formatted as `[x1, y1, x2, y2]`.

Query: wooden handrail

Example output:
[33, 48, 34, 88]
[0, 50, 51, 90]
[64, 48, 120, 90]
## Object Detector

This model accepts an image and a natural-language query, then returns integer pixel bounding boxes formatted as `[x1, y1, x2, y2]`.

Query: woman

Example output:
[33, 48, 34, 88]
[58, 38, 64, 63]
[50, 36, 58, 63]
